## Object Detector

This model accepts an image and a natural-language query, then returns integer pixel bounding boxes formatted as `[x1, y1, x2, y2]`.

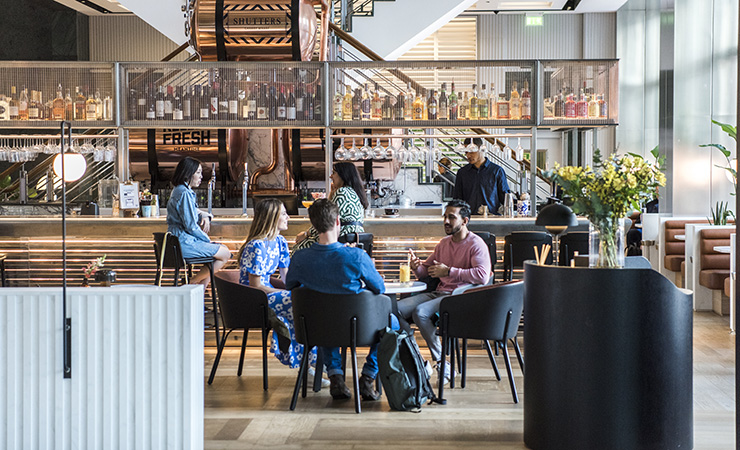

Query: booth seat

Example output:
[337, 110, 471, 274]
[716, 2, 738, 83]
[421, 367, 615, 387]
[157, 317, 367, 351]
[663, 220, 706, 287]
[698, 228, 732, 315]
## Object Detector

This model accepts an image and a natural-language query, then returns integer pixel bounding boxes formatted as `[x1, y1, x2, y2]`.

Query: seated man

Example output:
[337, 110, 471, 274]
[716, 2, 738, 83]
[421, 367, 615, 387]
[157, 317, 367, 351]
[286, 198, 391, 402]
[397, 199, 491, 382]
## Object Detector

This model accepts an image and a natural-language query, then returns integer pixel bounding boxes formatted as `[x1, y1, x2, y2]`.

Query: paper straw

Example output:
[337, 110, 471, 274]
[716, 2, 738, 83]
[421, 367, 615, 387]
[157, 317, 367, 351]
[534, 245, 540, 265]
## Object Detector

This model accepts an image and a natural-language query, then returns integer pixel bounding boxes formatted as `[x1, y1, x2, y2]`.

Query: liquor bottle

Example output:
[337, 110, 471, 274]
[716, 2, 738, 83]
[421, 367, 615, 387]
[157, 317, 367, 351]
[0, 95, 8, 120]
[209, 82, 219, 120]
[29, 91, 42, 120]
[245, 84, 256, 120]
[95, 89, 103, 120]
[313, 82, 321, 120]
[257, 84, 268, 120]
[382, 94, 393, 120]
[543, 97, 555, 118]
[564, 93, 576, 119]
[459, 92, 468, 120]
[554, 92, 564, 118]
[286, 86, 297, 120]
[173, 87, 183, 121]
[371, 83, 382, 120]
[182, 86, 192, 120]
[53, 84, 65, 120]
[147, 84, 157, 120]
[268, 85, 278, 121]
[427, 89, 438, 120]
[479, 84, 489, 120]
[587, 93, 599, 119]
[469, 84, 479, 120]
[295, 81, 305, 120]
[228, 82, 239, 120]
[521, 80, 531, 120]
[488, 83, 497, 120]
[598, 94, 608, 119]
[305, 85, 315, 121]
[352, 88, 361, 120]
[360, 84, 371, 120]
[404, 83, 414, 120]
[496, 93, 510, 119]
[219, 82, 229, 119]
[64, 88, 73, 121]
[155, 86, 165, 120]
[85, 89, 97, 121]
[8, 86, 19, 120]
[509, 81, 521, 120]
[137, 86, 147, 120]
[74, 87, 86, 120]
[163, 86, 175, 120]
[395, 91, 405, 120]
[449, 82, 458, 120]
[19, 87, 28, 120]
[333, 85, 343, 121]
[575, 88, 587, 118]
[199, 85, 210, 120]
[412, 90, 424, 120]
[342, 85, 352, 120]
[277, 85, 287, 121]
[439, 83, 448, 120]
[127, 88, 137, 120]
[422, 90, 429, 120]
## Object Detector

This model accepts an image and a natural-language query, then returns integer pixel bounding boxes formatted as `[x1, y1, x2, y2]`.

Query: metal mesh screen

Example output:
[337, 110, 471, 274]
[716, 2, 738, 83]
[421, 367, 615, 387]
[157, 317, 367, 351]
[329, 60, 537, 128]
[120, 62, 325, 128]
[0, 62, 116, 127]
[540, 60, 619, 126]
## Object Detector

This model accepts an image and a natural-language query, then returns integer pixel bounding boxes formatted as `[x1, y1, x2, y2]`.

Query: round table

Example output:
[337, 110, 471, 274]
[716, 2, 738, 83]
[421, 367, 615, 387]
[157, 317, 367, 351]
[384, 281, 426, 295]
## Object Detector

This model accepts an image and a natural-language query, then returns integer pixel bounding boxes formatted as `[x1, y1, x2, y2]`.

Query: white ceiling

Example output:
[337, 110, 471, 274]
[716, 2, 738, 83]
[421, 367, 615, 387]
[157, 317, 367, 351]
[53, 0, 131, 15]
[468, 0, 629, 12]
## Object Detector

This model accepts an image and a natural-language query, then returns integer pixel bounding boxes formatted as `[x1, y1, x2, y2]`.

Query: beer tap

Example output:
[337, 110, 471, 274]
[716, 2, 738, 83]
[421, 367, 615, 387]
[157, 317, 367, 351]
[242, 162, 249, 217]
[207, 163, 216, 215]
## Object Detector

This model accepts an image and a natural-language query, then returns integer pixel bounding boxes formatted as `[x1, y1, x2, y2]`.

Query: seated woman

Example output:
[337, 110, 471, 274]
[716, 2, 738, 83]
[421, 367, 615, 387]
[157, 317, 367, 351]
[292, 162, 368, 252]
[167, 156, 231, 287]
[239, 198, 316, 369]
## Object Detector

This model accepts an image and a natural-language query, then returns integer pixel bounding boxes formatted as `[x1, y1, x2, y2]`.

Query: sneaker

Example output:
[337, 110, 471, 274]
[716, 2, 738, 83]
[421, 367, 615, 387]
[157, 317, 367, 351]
[329, 374, 352, 400]
[435, 361, 456, 385]
[308, 367, 331, 388]
[359, 374, 381, 401]
[424, 360, 434, 378]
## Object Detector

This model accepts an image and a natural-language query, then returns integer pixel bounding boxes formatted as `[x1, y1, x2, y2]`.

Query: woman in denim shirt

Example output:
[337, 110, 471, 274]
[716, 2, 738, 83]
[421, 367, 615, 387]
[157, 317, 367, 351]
[167, 157, 231, 287]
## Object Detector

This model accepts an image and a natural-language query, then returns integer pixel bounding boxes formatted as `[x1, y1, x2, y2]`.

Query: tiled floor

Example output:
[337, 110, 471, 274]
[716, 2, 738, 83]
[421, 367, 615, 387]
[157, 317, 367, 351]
[204, 311, 735, 449]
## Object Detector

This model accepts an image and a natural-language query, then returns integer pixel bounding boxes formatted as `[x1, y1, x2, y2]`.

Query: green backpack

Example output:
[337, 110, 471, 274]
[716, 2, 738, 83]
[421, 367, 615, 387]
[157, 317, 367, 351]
[377, 327, 438, 412]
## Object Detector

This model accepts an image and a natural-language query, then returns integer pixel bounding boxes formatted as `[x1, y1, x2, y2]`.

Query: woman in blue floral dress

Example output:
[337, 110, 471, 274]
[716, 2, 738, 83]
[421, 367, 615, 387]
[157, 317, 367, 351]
[238, 198, 316, 368]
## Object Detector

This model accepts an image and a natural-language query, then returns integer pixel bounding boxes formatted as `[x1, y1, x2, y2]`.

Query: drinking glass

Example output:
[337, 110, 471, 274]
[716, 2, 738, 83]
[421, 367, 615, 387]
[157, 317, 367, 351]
[348, 139, 360, 161]
[399, 263, 411, 283]
[515, 138, 525, 161]
[372, 138, 385, 159]
[335, 137, 347, 161]
[503, 138, 513, 161]
[360, 139, 373, 160]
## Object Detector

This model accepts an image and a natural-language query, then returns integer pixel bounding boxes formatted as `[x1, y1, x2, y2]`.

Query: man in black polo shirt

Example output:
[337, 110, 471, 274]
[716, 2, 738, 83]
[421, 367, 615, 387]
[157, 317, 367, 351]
[453, 137, 510, 215]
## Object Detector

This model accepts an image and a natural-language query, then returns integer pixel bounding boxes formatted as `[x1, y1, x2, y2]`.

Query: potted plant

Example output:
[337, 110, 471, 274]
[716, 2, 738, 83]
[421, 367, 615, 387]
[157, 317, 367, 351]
[82, 255, 106, 287]
[700, 119, 737, 222]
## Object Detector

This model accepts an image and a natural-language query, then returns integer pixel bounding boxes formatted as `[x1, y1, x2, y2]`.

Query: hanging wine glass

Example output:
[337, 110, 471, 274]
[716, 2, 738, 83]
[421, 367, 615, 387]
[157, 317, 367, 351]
[407, 140, 420, 163]
[104, 139, 117, 162]
[503, 138, 513, 161]
[466, 140, 479, 153]
[360, 138, 373, 160]
[372, 138, 385, 159]
[385, 145, 396, 160]
[431, 142, 441, 161]
[418, 143, 430, 163]
[335, 137, 347, 161]
[515, 137, 525, 161]
[396, 142, 408, 164]
[492, 139, 502, 159]
[348, 139, 360, 161]
[455, 140, 466, 154]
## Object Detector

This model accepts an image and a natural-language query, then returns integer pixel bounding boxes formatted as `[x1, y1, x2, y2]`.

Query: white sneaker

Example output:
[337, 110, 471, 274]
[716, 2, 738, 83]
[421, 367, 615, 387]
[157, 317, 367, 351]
[424, 360, 434, 378]
[308, 366, 331, 388]
[435, 361, 456, 385]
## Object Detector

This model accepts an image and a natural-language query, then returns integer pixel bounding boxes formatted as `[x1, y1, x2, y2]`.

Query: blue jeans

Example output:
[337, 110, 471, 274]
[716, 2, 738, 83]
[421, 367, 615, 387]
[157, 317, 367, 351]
[321, 314, 400, 379]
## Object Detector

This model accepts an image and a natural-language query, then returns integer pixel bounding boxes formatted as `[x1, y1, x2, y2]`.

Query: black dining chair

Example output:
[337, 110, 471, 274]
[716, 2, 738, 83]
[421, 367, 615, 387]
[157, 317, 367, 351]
[503, 232, 552, 281]
[473, 231, 497, 283]
[289, 287, 392, 413]
[153, 231, 220, 343]
[558, 231, 589, 266]
[438, 281, 525, 403]
[338, 232, 374, 258]
[0, 253, 7, 287]
[208, 270, 272, 390]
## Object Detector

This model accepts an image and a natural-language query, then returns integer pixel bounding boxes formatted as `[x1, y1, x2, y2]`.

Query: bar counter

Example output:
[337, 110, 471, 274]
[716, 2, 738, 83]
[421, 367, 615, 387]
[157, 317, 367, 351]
[0, 214, 588, 287]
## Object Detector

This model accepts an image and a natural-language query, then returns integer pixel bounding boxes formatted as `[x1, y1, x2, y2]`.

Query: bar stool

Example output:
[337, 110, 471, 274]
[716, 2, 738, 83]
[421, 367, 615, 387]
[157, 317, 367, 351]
[503, 232, 552, 281]
[0, 253, 7, 287]
[153, 232, 220, 344]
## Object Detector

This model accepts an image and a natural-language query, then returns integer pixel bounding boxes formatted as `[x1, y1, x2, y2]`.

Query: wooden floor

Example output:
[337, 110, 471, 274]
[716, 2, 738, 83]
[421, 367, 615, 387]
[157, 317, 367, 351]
[204, 312, 735, 449]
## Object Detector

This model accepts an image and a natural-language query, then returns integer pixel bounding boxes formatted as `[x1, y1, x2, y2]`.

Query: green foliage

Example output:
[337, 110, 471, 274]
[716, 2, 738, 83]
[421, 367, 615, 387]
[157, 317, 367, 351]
[700, 120, 737, 194]
[708, 201, 735, 226]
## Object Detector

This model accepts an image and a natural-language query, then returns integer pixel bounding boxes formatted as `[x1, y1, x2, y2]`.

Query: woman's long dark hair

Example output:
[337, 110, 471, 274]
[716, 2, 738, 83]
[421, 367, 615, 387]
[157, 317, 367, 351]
[334, 162, 368, 209]
[172, 156, 203, 187]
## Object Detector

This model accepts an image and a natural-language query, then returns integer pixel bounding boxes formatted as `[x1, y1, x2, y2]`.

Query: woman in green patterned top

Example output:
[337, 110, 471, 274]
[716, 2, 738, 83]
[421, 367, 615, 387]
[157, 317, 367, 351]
[293, 162, 368, 252]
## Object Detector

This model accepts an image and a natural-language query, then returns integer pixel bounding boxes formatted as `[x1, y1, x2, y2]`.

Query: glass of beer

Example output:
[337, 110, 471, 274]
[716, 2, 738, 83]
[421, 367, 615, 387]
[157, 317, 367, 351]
[399, 263, 411, 283]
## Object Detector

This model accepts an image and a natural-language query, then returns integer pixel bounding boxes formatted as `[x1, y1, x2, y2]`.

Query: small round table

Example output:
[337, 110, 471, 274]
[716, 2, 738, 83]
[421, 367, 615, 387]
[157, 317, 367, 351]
[384, 281, 427, 333]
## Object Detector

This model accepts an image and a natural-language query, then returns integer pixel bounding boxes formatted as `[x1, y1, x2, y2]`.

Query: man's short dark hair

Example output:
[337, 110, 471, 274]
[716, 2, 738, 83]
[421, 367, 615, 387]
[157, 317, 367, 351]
[462, 137, 483, 147]
[446, 199, 471, 220]
[308, 198, 339, 233]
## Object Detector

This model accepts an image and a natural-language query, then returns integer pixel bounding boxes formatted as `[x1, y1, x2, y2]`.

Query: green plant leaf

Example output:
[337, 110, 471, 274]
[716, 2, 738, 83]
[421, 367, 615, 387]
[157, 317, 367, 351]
[627, 152, 644, 160]
[712, 119, 738, 141]
[650, 146, 660, 160]
[700, 143, 731, 158]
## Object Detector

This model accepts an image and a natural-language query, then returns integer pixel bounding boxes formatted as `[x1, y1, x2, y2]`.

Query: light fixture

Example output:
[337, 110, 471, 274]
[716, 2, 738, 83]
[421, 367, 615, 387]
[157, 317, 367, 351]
[525, 13, 544, 26]
[536, 203, 578, 265]
[53, 151, 87, 182]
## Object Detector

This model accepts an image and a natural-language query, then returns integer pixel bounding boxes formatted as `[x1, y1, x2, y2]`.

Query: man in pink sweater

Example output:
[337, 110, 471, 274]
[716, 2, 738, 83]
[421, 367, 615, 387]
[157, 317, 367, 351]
[397, 199, 491, 382]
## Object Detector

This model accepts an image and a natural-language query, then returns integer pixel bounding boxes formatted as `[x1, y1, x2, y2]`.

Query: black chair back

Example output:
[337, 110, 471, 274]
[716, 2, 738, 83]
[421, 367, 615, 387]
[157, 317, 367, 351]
[153, 232, 187, 271]
[473, 231, 497, 282]
[440, 281, 524, 341]
[559, 231, 589, 266]
[214, 271, 269, 330]
[503, 232, 552, 280]
[338, 232, 374, 258]
[292, 287, 391, 348]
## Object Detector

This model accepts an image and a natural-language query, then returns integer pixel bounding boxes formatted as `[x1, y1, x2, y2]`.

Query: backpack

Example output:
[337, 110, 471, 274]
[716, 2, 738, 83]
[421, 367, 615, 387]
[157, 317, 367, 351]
[377, 327, 438, 412]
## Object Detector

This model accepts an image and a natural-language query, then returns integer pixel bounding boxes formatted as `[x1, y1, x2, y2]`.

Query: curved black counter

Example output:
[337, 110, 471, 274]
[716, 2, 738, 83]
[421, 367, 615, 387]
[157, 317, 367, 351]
[523, 262, 693, 450]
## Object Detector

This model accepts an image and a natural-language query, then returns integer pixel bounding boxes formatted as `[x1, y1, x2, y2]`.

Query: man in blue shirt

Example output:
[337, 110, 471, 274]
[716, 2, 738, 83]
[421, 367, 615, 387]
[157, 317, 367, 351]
[453, 137, 511, 215]
[286, 199, 387, 402]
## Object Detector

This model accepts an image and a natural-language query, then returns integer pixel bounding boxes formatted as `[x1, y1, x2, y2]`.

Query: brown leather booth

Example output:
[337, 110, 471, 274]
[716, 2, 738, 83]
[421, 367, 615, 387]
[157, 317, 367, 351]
[698, 228, 732, 290]
[664, 220, 705, 273]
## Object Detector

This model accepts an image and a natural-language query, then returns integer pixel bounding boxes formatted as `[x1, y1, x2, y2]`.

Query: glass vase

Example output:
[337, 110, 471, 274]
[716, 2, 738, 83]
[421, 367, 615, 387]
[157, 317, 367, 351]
[589, 217, 626, 268]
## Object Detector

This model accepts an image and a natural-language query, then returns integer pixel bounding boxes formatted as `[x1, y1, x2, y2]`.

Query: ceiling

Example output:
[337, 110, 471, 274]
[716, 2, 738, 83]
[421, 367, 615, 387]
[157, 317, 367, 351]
[52, 0, 131, 15]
